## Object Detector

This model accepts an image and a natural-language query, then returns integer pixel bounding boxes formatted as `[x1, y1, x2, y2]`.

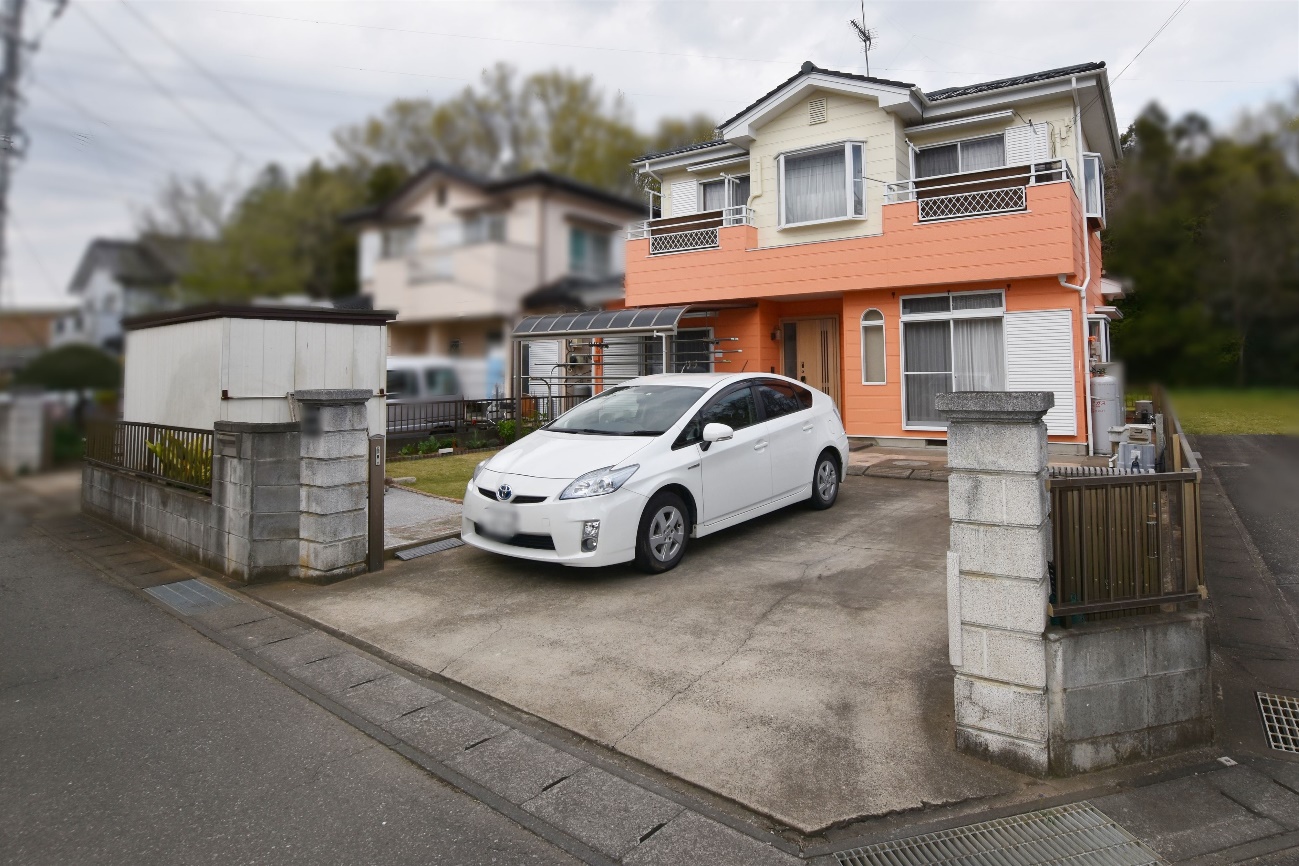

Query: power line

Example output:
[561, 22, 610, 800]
[74, 3, 246, 163]
[214, 7, 800, 68]
[1112, 0, 1191, 86]
[117, 0, 314, 155]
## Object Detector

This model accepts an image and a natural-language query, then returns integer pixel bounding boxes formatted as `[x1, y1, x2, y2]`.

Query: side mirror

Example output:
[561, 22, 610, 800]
[702, 423, 734, 445]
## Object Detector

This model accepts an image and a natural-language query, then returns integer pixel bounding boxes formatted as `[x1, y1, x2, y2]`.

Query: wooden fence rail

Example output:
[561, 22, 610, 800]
[1048, 386, 1204, 618]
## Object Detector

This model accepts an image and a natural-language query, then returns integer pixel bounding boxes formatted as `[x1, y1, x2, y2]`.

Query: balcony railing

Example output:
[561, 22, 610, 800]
[885, 160, 1073, 223]
[628, 205, 753, 256]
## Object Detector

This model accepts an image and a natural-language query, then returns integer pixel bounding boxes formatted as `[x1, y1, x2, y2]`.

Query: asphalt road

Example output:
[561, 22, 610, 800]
[0, 483, 577, 866]
[1195, 434, 1299, 608]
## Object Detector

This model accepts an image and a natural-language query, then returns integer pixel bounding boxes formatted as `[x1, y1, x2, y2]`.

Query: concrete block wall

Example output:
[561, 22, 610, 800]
[938, 390, 1214, 778]
[1046, 612, 1212, 774]
[83, 394, 373, 584]
[294, 390, 372, 583]
[939, 391, 1055, 776]
[213, 421, 302, 583]
[0, 392, 46, 476]
[82, 464, 227, 572]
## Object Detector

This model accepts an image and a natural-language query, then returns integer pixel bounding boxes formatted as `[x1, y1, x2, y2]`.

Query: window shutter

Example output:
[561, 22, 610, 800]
[1003, 309, 1077, 435]
[809, 98, 828, 125]
[670, 180, 698, 217]
[526, 340, 561, 398]
[599, 336, 641, 385]
[1004, 123, 1051, 165]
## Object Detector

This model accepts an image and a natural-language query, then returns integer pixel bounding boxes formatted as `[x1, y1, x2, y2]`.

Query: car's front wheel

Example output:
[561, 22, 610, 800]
[634, 491, 689, 573]
[809, 452, 840, 510]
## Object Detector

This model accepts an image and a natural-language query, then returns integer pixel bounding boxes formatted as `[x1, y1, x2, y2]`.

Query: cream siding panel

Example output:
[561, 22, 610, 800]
[1004, 309, 1076, 435]
[749, 90, 903, 249]
[670, 179, 698, 216]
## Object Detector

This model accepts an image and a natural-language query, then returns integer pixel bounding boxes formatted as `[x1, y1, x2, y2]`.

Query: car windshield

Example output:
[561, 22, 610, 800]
[546, 385, 707, 436]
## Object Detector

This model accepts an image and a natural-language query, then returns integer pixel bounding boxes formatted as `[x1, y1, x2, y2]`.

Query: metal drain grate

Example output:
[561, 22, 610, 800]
[144, 579, 237, 615]
[1258, 692, 1299, 753]
[395, 537, 465, 561]
[833, 802, 1163, 866]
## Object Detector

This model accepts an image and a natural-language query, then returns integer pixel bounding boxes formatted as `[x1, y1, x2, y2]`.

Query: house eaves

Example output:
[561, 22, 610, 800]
[719, 61, 923, 147]
[340, 163, 646, 225]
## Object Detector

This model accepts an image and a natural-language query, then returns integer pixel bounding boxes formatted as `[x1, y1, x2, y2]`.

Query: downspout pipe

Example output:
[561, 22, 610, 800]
[1058, 75, 1095, 456]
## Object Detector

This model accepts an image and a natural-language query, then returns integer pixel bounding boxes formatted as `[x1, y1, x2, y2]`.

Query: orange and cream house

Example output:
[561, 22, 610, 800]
[621, 61, 1123, 452]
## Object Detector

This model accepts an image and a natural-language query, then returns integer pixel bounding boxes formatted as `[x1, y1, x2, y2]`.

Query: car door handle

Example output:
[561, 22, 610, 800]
[754, 440, 768, 451]
[801, 422, 814, 432]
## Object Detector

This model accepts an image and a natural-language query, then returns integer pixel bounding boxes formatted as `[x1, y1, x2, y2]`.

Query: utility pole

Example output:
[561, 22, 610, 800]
[0, 0, 63, 306]
[0, 0, 29, 307]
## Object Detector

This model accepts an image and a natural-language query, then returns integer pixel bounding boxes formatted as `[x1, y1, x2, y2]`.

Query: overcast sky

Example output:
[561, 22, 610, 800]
[6, 0, 1297, 306]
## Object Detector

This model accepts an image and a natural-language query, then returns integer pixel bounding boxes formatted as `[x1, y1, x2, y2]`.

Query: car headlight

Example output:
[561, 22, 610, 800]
[471, 459, 490, 483]
[559, 464, 639, 500]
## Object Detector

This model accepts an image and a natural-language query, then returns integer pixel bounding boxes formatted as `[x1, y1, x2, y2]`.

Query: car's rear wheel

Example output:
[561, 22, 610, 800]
[634, 491, 689, 573]
[809, 452, 840, 510]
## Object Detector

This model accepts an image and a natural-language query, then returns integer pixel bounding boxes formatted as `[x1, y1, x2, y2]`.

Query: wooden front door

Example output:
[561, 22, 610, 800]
[782, 318, 841, 409]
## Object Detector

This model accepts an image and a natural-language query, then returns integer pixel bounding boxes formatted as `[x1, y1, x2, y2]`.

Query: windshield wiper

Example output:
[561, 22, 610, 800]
[555, 427, 619, 436]
[625, 430, 665, 436]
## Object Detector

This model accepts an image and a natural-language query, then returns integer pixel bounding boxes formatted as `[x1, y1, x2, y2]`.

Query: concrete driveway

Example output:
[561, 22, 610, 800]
[248, 475, 1023, 832]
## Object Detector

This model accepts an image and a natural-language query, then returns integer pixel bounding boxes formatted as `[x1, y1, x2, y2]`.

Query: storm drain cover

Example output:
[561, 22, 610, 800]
[144, 579, 237, 616]
[833, 803, 1163, 866]
[1258, 692, 1299, 753]
[395, 537, 465, 561]
[889, 460, 932, 468]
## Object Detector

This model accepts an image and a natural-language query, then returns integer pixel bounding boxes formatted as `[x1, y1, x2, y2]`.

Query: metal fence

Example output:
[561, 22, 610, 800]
[85, 421, 214, 494]
[387, 394, 588, 441]
[1048, 388, 1203, 618]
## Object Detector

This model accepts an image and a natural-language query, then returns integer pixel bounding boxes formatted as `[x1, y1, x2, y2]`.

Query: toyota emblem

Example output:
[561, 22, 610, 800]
[497, 484, 513, 502]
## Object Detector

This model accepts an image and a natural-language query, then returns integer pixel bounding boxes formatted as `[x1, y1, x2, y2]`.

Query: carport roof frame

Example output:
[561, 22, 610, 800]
[513, 306, 691, 339]
[512, 304, 756, 340]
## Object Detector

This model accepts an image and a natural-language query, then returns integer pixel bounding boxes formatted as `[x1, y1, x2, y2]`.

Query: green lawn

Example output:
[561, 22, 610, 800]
[389, 451, 499, 500]
[1166, 389, 1299, 436]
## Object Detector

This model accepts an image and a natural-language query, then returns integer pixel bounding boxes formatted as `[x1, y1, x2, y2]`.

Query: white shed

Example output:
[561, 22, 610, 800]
[121, 305, 395, 436]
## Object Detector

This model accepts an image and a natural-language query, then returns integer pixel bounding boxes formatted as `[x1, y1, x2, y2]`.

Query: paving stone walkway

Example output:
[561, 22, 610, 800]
[383, 486, 461, 550]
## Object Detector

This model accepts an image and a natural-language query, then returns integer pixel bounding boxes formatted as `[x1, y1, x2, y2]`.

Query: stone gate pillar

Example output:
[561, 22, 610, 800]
[937, 391, 1054, 775]
[294, 389, 372, 583]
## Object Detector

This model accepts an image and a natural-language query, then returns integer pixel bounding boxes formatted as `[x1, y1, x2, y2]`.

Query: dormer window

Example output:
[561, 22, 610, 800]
[778, 141, 865, 227]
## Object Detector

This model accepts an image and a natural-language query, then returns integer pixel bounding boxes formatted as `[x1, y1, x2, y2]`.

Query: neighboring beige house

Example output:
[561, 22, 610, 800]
[342, 164, 647, 366]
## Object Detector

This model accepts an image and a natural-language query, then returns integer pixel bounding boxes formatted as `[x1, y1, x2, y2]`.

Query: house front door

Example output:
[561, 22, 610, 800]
[782, 318, 841, 409]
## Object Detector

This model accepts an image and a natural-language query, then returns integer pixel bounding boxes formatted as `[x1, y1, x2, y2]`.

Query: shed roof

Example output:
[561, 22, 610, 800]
[122, 303, 397, 332]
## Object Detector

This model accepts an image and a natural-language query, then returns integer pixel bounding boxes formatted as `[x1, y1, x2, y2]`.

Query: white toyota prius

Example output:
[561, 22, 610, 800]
[462, 373, 849, 573]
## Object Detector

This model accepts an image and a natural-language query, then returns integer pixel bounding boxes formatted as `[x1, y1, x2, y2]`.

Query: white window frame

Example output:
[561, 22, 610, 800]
[913, 133, 1008, 180]
[698, 174, 751, 212]
[898, 289, 1006, 431]
[777, 141, 866, 229]
[1082, 152, 1105, 224]
[860, 309, 886, 385]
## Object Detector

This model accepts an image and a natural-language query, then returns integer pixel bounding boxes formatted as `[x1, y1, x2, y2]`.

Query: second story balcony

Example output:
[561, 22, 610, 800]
[884, 159, 1073, 222]
[627, 206, 754, 256]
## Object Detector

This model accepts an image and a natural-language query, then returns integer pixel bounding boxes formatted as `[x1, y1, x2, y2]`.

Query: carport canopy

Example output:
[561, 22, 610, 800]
[512, 306, 691, 340]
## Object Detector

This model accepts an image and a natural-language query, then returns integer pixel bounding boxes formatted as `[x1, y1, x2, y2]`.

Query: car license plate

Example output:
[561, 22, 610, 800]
[479, 506, 518, 541]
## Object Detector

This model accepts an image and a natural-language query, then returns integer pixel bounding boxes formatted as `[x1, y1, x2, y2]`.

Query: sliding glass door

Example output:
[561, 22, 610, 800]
[901, 292, 1006, 428]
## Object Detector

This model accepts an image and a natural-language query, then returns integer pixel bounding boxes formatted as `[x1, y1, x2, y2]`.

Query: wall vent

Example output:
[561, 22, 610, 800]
[809, 98, 828, 125]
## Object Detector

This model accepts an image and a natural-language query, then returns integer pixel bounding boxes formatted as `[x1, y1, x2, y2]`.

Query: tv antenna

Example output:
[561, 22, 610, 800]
[848, 0, 876, 77]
